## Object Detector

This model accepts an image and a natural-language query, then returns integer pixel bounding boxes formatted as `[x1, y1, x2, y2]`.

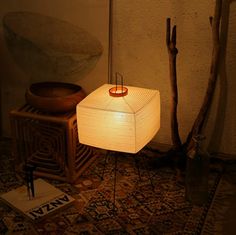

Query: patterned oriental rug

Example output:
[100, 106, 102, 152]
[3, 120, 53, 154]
[0, 138, 234, 235]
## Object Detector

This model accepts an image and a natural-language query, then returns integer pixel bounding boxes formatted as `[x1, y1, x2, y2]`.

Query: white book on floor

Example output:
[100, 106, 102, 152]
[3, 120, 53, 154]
[0, 178, 75, 221]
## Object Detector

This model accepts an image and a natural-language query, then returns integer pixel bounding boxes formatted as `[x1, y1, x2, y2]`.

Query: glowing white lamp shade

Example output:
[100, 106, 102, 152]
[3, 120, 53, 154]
[76, 84, 160, 154]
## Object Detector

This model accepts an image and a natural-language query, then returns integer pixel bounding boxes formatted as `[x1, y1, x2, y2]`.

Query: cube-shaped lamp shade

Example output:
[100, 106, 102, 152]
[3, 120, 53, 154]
[76, 84, 160, 153]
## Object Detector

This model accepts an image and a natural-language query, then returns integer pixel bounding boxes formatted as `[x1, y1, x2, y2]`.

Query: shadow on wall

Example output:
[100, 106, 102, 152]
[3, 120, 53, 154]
[208, 0, 236, 153]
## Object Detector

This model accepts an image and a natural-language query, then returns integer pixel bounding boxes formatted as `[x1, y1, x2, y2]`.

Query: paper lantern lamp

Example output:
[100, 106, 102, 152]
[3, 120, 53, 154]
[76, 84, 160, 153]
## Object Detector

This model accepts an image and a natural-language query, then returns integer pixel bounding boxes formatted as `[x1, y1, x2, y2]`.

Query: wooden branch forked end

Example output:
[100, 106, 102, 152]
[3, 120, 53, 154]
[166, 18, 171, 46]
[171, 25, 177, 46]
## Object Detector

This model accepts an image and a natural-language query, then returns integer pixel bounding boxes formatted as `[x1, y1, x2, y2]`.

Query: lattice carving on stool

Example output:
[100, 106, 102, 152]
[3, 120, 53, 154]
[10, 104, 96, 183]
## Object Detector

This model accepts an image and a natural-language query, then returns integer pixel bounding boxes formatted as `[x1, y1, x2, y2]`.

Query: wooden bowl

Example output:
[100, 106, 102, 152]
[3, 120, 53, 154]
[25, 82, 86, 113]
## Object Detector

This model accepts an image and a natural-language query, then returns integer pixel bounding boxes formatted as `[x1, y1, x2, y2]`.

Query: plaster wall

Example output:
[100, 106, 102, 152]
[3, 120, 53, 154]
[0, 0, 235, 156]
[112, 0, 236, 155]
[0, 0, 109, 136]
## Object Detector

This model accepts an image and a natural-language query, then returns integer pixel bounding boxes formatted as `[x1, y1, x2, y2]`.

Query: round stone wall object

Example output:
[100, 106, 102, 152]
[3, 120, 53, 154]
[3, 11, 103, 82]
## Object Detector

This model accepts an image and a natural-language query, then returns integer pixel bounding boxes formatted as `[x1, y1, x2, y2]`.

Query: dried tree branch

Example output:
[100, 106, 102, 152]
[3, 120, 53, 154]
[185, 0, 222, 150]
[166, 18, 182, 150]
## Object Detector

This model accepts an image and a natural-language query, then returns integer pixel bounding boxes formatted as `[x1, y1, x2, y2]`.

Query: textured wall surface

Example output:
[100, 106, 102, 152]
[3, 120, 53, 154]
[112, 0, 236, 155]
[0, 0, 109, 137]
[0, 0, 235, 156]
